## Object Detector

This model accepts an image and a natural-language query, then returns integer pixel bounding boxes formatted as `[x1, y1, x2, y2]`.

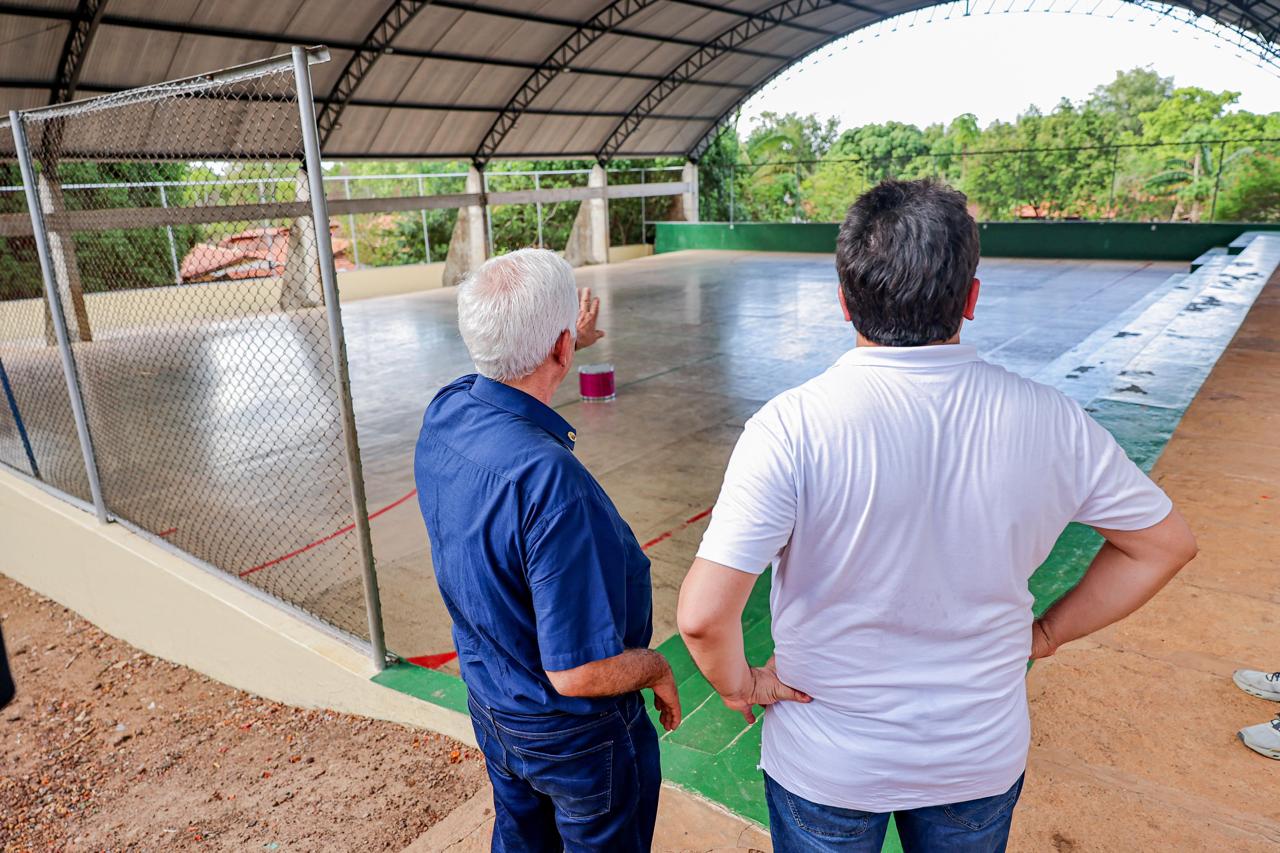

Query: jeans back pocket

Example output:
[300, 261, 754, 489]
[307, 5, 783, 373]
[511, 739, 614, 820]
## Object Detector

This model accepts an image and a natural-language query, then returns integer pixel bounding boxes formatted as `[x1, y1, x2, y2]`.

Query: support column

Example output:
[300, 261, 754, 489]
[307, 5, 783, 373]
[564, 163, 608, 267]
[37, 172, 92, 344]
[680, 159, 699, 223]
[279, 169, 322, 310]
[442, 165, 488, 288]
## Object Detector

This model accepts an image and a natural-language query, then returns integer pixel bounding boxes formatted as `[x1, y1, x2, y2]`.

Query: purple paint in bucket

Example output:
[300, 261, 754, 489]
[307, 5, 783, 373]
[579, 363, 616, 402]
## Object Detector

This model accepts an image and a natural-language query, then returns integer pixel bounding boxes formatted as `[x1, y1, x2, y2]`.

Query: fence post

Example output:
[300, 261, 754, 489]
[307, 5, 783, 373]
[482, 168, 494, 256]
[639, 168, 645, 243]
[417, 175, 430, 262]
[290, 48, 388, 671]
[535, 172, 544, 248]
[159, 184, 182, 283]
[10, 110, 109, 524]
[343, 177, 360, 268]
[1209, 141, 1226, 222]
[1108, 146, 1119, 218]
[729, 161, 736, 228]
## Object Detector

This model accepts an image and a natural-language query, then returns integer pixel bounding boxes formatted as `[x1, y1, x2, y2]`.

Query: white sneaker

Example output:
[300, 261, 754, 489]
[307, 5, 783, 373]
[1238, 718, 1280, 760]
[1232, 669, 1280, 702]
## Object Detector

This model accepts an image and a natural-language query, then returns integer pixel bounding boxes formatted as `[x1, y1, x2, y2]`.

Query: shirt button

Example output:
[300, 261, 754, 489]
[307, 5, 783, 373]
[567, 431, 577, 442]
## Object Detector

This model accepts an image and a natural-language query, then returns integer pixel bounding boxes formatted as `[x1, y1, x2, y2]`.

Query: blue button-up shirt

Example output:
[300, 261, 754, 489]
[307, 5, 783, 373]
[414, 374, 653, 716]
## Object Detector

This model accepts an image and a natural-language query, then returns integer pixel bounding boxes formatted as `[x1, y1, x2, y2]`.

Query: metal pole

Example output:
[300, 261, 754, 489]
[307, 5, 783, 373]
[639, 167, 646, 243]
[10, 109, 108, 523]
[1107, 146, 1119, 219]
[291, 47, 387, 671]
[534, 172, 544, 248]
[729, 161, 735, 228]
[1209, 141, 1226, 223]
[417, 175, 430, 262]
[258, 179, 274, 275]
[482, 168, 494, 255]
[159, 184, 181, 283]
[343, 177, 360, 268]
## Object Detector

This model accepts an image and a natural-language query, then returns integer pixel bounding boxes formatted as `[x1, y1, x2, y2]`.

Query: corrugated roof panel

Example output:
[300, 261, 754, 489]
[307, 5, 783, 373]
[620, 116, 701, 157]
[369, 105, 493, 157]
[570, 34, 692, 78]
[367, 58, 527, 110]
[622, 2, 732, 41]
[497, 113, 619, 157]
[405, 6, 565, 62]
[530, 71, 652, 112]
[0, 16, 67, 83]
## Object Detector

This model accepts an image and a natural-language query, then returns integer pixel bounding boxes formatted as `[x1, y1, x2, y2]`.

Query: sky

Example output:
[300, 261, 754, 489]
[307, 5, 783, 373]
[737, 0, 1280, 134]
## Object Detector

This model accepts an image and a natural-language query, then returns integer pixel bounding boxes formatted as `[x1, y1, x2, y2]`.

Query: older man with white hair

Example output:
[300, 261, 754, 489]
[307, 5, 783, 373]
[414, 248, 680, 852]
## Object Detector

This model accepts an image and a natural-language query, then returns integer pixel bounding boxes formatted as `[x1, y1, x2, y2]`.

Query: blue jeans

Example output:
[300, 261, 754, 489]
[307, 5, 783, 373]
[468, 692, 661, 853]
[765, 772, 1025, 852]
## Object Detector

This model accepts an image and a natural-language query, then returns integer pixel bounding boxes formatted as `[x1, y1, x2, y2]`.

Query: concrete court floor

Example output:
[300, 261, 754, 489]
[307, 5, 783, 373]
[341, 250, 1182, 661]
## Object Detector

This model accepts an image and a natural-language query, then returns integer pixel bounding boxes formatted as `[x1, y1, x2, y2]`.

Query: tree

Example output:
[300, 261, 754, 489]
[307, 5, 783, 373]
[1088, 67, 1174, 135]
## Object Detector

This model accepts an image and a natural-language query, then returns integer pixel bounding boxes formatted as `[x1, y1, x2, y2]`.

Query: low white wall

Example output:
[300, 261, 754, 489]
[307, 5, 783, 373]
[0, 264, 447, 343]
[0, 469, 474, 743]
[607, 243, 654, 263]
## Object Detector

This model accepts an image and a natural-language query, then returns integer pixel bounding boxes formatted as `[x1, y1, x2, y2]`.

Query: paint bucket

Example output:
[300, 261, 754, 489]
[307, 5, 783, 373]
[579, 363, 616, 402]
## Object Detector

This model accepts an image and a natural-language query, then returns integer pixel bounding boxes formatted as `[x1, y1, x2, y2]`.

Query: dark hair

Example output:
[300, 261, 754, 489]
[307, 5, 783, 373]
[835, 179, 980, 347]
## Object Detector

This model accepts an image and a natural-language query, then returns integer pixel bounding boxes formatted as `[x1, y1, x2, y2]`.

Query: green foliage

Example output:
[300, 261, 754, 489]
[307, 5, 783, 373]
[698, 68, 1278, 225]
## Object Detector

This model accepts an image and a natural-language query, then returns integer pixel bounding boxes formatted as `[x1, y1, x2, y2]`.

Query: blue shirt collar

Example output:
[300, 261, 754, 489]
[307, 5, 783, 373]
[470, 375, 578, 450]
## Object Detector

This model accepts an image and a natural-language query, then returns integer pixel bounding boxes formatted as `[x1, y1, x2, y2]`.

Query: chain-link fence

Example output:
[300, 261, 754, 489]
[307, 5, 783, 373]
[0, 49, 385, 661]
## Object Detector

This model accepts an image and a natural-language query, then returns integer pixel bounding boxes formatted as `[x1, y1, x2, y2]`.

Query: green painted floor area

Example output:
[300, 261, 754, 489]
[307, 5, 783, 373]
[371, 236, 1279, 847]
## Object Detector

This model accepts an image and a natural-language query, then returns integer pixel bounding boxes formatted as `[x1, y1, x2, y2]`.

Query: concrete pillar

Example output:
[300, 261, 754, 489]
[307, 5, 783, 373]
[680, 160, 699, 223]
[442, 165, 488, 288]
[37, 172, 92, 344]
[279, 169, 322, 310]
[564, 163, 609, 267]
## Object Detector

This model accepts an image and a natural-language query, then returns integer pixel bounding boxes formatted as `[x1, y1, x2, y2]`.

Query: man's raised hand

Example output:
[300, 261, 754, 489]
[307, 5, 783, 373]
[575, 287, 605, 350]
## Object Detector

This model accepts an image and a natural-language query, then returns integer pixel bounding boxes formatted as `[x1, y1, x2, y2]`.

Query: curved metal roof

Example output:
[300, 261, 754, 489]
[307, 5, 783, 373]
[1, 0, 1276, 162]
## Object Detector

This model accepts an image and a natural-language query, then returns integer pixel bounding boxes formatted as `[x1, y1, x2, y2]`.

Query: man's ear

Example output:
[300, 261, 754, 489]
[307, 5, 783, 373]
[838, 286, 852, 323]
[553, 329, 574, 365]
[963, 278, 981, 322]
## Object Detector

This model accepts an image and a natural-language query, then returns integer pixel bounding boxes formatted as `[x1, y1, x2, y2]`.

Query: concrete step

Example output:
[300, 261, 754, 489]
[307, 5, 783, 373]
[1190, 246, 1228, 272]
[1034, 259, 1229, 405]
[1097, 233, 1280, 410]
[1227, 230, 1271, 254]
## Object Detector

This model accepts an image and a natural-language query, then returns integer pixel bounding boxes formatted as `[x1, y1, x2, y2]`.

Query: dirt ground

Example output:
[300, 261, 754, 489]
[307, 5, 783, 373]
[0, 575, 485, 852]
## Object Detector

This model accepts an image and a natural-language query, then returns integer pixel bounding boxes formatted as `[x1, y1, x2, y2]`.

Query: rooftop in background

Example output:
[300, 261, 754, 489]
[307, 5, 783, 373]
[0, 0, 1276, 162]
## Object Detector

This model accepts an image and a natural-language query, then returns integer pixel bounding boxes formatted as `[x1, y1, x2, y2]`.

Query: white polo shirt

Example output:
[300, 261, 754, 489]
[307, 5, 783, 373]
[697, 344, 1172, 812]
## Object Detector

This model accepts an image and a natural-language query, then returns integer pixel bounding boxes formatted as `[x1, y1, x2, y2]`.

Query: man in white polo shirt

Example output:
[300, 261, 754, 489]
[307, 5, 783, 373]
[677, 179, 1198, 851]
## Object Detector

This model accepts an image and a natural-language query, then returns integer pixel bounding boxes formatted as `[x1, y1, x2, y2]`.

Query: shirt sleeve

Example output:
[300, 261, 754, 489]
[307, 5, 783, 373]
[525, 494, 629, 672]
[1071, 405, 1173, 530]
[696, 409, 798, 574]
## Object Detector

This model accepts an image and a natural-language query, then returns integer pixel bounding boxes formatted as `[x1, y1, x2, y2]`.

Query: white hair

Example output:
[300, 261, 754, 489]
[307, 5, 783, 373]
[456, 248, 579, 382]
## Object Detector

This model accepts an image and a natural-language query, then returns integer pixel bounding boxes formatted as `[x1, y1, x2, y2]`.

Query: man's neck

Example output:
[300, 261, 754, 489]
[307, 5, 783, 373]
[503, 368, 561, 407]
[856, 332, 962, 348]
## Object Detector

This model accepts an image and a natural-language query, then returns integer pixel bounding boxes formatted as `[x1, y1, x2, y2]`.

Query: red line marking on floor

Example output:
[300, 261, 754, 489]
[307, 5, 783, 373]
[157, 527, 178, 538]
[641, 505, 714, 552]
[406, 652, 459, 670]
[239, 488, 419, 578]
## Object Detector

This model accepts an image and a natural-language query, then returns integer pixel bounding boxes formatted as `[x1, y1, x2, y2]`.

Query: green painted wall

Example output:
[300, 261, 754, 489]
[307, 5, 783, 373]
[655, 221, 1280, 261]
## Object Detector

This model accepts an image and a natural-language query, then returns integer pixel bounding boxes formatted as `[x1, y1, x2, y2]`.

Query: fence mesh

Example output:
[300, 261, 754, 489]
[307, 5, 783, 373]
[6, 59, 374, 642]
